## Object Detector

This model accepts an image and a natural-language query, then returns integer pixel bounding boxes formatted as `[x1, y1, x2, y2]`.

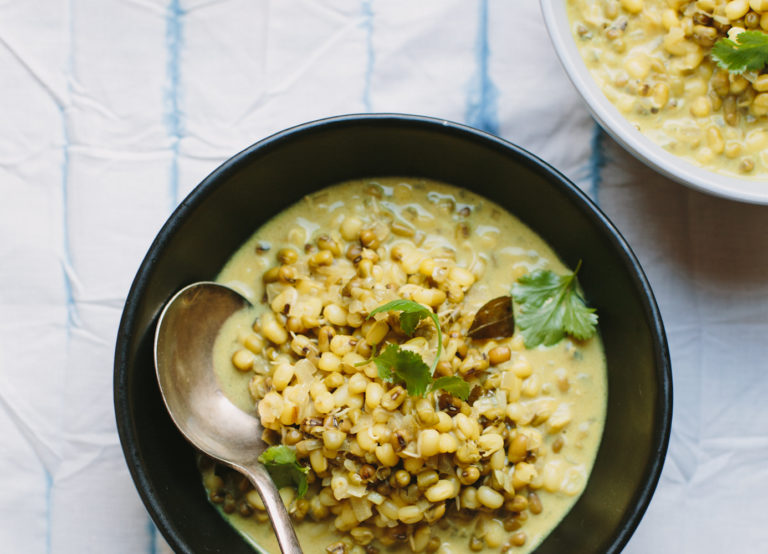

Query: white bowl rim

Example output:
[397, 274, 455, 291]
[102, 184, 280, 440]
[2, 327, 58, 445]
[540, 0, 768, 205]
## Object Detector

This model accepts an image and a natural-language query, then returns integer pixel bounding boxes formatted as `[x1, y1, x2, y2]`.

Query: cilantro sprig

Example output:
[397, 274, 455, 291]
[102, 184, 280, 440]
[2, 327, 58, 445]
[369, 299, 442, 371]
[711, 30, 768, 74]
[374, 343, 432, 396]
[431, 376, 471, 400]
[258, 445, 309, 497]
[511, 261, 598, 348]
[368, 299, 469, 400]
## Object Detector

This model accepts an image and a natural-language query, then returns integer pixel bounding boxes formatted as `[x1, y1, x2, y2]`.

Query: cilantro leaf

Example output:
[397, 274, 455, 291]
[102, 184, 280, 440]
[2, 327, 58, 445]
[373, 343, 396, 381]
[373, 344, 432, 397]
[430, 376, 471, 401]
[369, 299, 442, 373]
[369, 299, 469, 398]
[511, 262, 598, 348]
[711, 30, 768, 74]
[399, 311, 426, 335]
[370, 299, 435, 335]
[258, 445, 309, 497]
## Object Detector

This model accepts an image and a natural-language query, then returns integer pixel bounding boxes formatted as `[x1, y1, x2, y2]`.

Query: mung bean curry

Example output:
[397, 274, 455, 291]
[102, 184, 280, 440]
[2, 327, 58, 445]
[201, 179, 606, 553]
[567, 0, 768, 178]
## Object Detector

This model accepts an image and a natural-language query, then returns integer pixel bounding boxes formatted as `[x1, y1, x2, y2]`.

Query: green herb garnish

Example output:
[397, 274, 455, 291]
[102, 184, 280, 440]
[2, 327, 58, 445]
[369, 299, 442, 373]
[368, 299, 469, 400]
[374, 343, 432, 397]
[511, 261, 598, 348]
[431, 376, 471, 400]
[712, 30, 768, 74]
[257, 445, 309, 497]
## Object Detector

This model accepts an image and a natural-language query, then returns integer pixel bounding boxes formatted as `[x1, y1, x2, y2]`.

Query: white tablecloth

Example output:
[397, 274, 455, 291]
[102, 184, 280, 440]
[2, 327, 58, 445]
[2, 1, 767, 552]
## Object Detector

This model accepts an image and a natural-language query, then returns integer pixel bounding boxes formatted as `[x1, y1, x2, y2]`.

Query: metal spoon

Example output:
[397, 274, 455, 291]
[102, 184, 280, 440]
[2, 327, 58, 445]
[154, 281, 303, 554]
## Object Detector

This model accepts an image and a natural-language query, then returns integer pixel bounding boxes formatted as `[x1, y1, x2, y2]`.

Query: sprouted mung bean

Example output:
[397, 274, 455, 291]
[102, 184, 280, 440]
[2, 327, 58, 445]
[202, 179, 607, 554]
[567, 0, 768, 178]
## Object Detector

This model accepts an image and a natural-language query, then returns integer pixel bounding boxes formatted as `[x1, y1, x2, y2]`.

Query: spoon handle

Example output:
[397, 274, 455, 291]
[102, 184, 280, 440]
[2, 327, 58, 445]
[243, 463, 304, 554]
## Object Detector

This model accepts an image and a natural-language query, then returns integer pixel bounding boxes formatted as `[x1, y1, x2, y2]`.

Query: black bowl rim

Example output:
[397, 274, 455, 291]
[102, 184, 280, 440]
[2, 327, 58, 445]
[114, 112, 672, 553]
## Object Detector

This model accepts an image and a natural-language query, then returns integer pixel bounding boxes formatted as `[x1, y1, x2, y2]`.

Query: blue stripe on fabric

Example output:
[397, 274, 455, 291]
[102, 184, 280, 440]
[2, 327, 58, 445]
[60, 0, 77, 333]
[589, 124, 605, 205]
[361, 0, 374, 112]
[53, 1, 77, 551]
[165, 0, 183, 210]
[59, 102, 77, 331]
[147, 519, 158, 554]
[45, 470, 52, 553]
[465, 0, 498, 135]
[155, 1, 183, 547]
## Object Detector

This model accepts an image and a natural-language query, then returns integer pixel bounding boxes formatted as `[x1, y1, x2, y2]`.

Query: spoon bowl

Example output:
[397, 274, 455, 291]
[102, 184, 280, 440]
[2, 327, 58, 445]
[154, 281, 303, 554]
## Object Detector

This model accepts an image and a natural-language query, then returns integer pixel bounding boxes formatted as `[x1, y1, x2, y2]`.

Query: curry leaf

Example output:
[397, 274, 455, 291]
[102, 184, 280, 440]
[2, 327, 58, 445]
[467, 296, 515, 340]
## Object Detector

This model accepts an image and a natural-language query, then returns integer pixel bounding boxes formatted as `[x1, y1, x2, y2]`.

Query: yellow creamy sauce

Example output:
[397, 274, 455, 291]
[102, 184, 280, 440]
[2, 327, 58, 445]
[567, 0, 768, 178]
[210, 179, 607, 553]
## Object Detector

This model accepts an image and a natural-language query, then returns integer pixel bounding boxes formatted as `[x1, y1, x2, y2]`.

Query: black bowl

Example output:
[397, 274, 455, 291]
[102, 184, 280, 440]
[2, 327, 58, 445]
[114, 114, 672, 553]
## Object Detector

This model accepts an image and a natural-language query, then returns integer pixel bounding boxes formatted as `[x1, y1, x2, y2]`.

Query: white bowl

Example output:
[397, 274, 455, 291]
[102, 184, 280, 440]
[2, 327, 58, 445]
[540, 0, 768, 205]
